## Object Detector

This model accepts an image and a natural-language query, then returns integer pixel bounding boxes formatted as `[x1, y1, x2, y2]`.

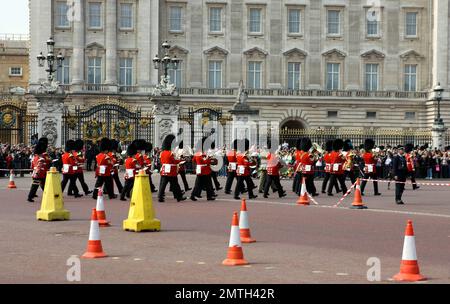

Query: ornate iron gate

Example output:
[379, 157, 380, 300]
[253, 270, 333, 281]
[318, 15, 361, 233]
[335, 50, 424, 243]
[62, 98, 153, 146]
[0, 98, 38, 145]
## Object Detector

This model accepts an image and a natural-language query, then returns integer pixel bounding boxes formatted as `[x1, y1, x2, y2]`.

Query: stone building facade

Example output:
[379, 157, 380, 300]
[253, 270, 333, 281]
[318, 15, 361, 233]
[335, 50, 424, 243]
[0, 35, 29, 93]
[28, 0, 450, 146]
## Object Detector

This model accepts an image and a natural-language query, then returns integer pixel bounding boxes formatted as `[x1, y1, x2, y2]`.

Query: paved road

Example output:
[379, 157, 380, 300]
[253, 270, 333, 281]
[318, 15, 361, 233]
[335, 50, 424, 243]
[0, 173, 449, 283]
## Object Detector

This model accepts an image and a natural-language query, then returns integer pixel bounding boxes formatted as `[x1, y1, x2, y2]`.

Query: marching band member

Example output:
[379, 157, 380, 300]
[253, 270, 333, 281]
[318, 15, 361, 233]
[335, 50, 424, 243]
[405, 143, 419, 190]
[27, 141, 48, 202]
[322, 140, 341, 194]
[300, 137, 319, 196]
[191, 137, 216, 201]
[174, 141, 192, 192]
[38, 137, 52, 170]
[209, 141, 223, 191]
[342, 139, 357, 185]
[360, 139, 381, 196]
[293, 138, 304, 195]
[258, 146, 272, 194]
[120, 142, 138, 201]
[224, 139, 238, 194]
[158, 134, 186, 203]
[263, 143, 286, 198]
[69, 139, 91, 196]
[144, 141, 157, 193]
[234, 139, 258, 200]
[108, 140, 124, 196]
[92, 138, 115, 200]
[327, 139, 348, 196]
[61, 140, 82, 198]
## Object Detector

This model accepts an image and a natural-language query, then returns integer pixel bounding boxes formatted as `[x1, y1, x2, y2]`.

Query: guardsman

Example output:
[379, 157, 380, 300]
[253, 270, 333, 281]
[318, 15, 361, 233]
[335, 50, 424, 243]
[209, 141, 222, 192]
[191, 137, 216, 201]
[293, 138, 304, 194]
[27, 142, 48, 202]
[92, 138, 115, 200]
[120, 142, 138, 201]
[263, 143, 286, 198]
[38, 137, 52, 170]
[234, 139, 258, 200]
[405, 143, 419, 190]
[342, 139, 357, 185]
[158, 134, 186, 203]
[322, 140, 341, 194]
[327, 139, 348, 196]
[174, 141, 191, 192]
[360, 139, 381, 196]
[69, 139, 91, 196]
[224, 139, 238, 194]
[108, 140, 124, 196]
[300, 137, 319, 196]
[61, 140, 82, 198]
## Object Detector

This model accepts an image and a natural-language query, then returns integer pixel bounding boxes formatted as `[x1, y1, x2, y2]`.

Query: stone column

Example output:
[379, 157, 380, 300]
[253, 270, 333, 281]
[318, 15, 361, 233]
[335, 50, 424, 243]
[35, 94, 66, 148]
[229, 104, 260, 144]
[72, 0, 85, 90]
[432, 122, 447, 150]
[104, 0, 118, 91]
[151, 96, 181, 148]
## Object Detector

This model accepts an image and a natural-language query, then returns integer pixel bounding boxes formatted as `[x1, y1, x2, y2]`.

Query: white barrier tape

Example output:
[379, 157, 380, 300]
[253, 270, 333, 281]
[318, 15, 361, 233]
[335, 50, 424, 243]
[306, 193, 320, 205]
[360, 178, 450, 187]
[333, 182, 357, 208]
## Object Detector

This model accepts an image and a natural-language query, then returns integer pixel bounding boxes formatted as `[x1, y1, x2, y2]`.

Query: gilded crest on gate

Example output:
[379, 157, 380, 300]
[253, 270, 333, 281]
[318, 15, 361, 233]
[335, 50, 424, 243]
[83, 117, 106, 143]
[0, 108, 16, 128]
[112, 119, 133, 141]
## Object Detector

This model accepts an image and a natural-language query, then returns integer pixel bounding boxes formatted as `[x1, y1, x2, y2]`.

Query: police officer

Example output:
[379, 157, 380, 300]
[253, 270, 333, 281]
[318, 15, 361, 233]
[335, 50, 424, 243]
[392, 145, 408, 205]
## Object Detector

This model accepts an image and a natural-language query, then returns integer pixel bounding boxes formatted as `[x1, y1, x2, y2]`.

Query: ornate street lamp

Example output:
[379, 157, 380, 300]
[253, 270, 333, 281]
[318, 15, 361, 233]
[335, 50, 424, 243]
[37, 37, 64, 83]
[434, 82, 444, 125]
[152, 41, 180, 84]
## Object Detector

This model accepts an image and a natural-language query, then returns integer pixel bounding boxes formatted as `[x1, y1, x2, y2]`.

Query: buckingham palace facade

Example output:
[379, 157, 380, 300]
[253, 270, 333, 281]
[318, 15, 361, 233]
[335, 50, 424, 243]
[27, 0, 450, 146]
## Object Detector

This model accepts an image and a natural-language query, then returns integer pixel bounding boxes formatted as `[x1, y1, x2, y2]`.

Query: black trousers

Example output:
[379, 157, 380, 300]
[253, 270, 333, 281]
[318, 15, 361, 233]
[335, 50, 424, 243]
[259, 171, 278, 193]
[179, 171, 190, 191]
[28, 178, 45, 200]
[69, 172, 90, 195]
[407, 171, 418, 189]
[293, 172, 302, 194]
[360, 173, 379, 194]
[264, 175, 284, 197]
[211, 171, 221, 190]
[234, 175, 255, 198]
[344, 170, 357, 185]
[395, 177, 406, 201]
[225, 171, 236, 193]
[322, 173, 341, 193]
[110, 173, 123, 194]
[120, 178, 134, 200]
[327, 174, 348, 195]
[93, 176, 114, 199]
[191, 175, 215, 199]
[304, 174, 317, 195]
[61, 174, 79, 195]
[158, 175, 183, 201]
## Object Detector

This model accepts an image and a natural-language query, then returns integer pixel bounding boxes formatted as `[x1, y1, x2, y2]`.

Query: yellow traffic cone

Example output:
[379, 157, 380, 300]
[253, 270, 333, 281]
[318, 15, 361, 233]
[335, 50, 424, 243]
[36, 167, 70, 221]
[123, 170, 160, 232]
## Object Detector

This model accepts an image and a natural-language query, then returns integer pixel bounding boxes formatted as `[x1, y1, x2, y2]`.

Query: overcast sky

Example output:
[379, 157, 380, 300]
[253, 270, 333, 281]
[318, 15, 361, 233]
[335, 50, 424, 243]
[0, 0, 29, 35]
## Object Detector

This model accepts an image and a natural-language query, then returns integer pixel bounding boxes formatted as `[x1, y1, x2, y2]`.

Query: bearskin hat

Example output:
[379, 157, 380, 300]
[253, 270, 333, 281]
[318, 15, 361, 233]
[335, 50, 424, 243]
[332, 139, 344, 151]
[100, 138, 110, 152]
[211, 140, 216, 150]
[178, 140, 184, 149]
[343, 139, 353, 152]
[34, 142, 47, 155]
[126, 143, 137, 156]
[145, 142, 153, 153]
[38, 137, 49, 150]
[243, 138, 250, 151]
[161, 134, 175, 151]
[405, 143, 414, 153]
[300, 137, 312, 152]
[232, 139, 238, 150]
[74, 139, 84, 151]
[364, 139, 375, 151]
[132, 139, 146, 151]
[296, 137, 304, 150]
[65, 140, 75, 152]
[109, 139, 119, 152]
[325, 140, 334, 152]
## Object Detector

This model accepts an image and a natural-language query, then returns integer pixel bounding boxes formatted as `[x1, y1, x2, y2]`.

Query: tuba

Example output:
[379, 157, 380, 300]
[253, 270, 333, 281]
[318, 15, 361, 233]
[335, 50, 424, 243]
[309, 142, 324, 160]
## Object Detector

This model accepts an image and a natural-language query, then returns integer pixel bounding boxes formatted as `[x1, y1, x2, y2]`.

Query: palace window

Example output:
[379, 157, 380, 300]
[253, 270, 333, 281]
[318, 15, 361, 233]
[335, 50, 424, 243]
[405, 112, 416, 120]
[287, 62, 301, 90]
[327, 10, 340, 35]
[119, 58, 133, 86]
[208, 61, 222, 89]
[404, 64, 417, 91]
[169, 6, 183, 32]
[9, 67, 22, 76]
[247, 61, 262, 89]
[88, 2, 102, 29]
[56, 57, 70, 84]
[366, 10, 380, 37]
[326, 63, 340, 90]
[55, 2, 70, 28]
[288, 8, 301, 34]
[168, 60, 183, 88]
[209, 7, 222, 33]
[327, 111, 338, 118]
[120, 3, 133, 29]
[405, 12, 417, 37]
[365, 64, 379, 91]
[249, 8, 262, 34]
[366, 111, 377, 119]
[87, 57, 102, 84]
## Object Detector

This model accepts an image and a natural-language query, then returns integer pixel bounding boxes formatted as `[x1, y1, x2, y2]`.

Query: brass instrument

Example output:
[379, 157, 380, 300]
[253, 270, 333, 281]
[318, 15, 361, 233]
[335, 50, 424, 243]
[343, 150, 356, 171]
[308, 142, 324, 162]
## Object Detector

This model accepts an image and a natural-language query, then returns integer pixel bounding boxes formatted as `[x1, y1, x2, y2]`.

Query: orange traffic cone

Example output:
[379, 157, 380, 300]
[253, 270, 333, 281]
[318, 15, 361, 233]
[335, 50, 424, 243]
[8, 170, 17, 189]
[82, 208, 107, 259]
[96, 189, 110, 227]
[239, 199, 256, 243]
[223, 212, 249, 266]
[350, 178, 367, 209]
[296, 177, 310, 205]
[392, 220, 426, 282]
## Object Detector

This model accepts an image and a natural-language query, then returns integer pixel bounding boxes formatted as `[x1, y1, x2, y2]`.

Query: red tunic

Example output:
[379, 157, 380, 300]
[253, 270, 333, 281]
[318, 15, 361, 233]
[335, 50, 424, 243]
[143, 154, 152, 174]
[323, 152, 331, 173]
[300, 152, 314, 175]
[294, 150, 303, 171]
[329, 151, 344, 175]
[108, 152, 120, 175]
[406, 153, 414, 172]
[159, 150, 179, 177]
[236, 153, 254, 177]
[62, 152, 76, 175]
[193, 152, 212, 176]
[73, 151, 84, 173]
[42, 152, 52, 170]
[31, 154, 47, 179]
[96, 153, 112, 177]
[124, 157, 138, 179]
[267, 153, 282, 176]
[363, 152, 377, 174]
[226, 150, 238, 172]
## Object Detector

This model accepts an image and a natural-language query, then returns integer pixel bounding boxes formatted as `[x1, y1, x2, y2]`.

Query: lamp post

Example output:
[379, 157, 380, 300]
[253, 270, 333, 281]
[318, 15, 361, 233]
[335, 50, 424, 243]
[37, 37, 64, 83]
[432, 83, 446, 150]
[434, 83, 444, 125]
[152, 41, 180, 85]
